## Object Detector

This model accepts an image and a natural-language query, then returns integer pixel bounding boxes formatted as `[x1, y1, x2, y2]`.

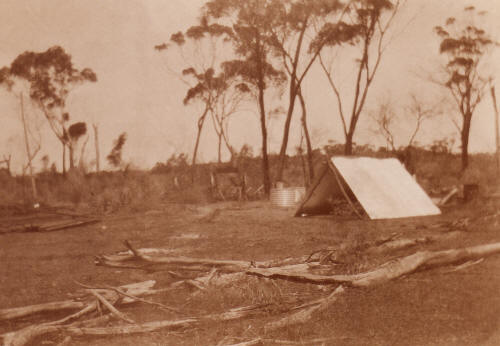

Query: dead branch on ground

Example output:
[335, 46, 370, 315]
[248, 242, 500, 286]
[0, 280, 155, 322]
[95, 241, 311, 274]
[5, 238, 500, 345]
[1, 302, 268, 346]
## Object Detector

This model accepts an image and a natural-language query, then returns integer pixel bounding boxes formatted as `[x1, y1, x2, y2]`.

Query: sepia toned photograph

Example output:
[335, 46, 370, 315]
[1, 0, 499, 345]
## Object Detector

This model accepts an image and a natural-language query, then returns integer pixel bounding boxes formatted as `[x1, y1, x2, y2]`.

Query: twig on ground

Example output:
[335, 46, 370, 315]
[55, 336, 72, 346]
[266, 286, 345, 331]
[88, 290, 135, 324]
[224, 338, 262, 346]
[74, 281, 181, 314]
[443, 258, 484, 273]
[45, 303, 97, 326]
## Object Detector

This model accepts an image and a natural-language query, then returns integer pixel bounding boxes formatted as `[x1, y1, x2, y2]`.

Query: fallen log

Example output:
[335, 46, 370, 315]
[0, 281, 157, 345]
[97, 248, 178, 263]
[2, 219, 100, 235]
[0, 280, 156, 322]
[63, 318, 198, 336]
[2, 303, 269, 346]
[264, 242, 500, 330]
[2, 305, 104, 346]
[76, 282, 181, 313]
[370, 236, 430, 253]
[63, 304, 267, 338]
[96, 242, 312, 273]
[1, 324, 61, 346]
[1, 315, 112, 346]
[247, 242, 500, 287]
[44, 303, 97, 326]
[123, 240, 253, 272]
[266, 286, 345, 331]
[43, 219, 100, 232]
[99, 234, 442, 277]
[0, 301, 86, 321]
[221, 337, 342, 345]
[6, 240, 500, 344]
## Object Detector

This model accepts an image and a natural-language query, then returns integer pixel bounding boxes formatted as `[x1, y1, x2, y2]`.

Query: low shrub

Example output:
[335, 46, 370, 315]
[0, 149, 497, 215]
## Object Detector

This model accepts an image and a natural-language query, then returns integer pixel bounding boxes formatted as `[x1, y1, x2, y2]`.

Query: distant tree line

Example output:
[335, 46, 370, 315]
[155, 1, 496, 194]
[0, 2, 496, 201]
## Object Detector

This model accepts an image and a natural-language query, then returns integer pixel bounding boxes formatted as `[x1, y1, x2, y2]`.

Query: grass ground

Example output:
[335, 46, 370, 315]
[1, 196, 500, 345]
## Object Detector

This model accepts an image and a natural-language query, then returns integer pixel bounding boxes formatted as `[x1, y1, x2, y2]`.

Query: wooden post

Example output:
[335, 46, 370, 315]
[490, 86, 499, 175]
[93, 123, 100, 173]
[20, 92, 38, 201]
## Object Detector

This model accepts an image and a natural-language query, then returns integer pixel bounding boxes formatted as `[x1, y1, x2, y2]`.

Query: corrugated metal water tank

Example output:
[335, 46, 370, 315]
[270, 186, 306, 207]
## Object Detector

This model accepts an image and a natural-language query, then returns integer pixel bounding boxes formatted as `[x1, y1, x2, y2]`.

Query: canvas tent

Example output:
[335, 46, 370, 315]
[295, 156, 441, 219]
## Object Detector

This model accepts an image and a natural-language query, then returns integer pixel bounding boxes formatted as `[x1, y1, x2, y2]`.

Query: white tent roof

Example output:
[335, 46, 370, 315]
[296, 156, 441, 219]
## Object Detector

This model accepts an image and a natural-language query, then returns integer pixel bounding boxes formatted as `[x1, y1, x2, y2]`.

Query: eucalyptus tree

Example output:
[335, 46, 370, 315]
[209, 78, 251, 163]
[267, 0, 347, 182]
[156, 17, 241, 176]
[434, 6, 496, 171]
[370, 94, 435, 153]
[316, 0, 404, 155]
[182, 67, 223, 169]
[205, 0, 286, 194]
[6, 46, 97, 174]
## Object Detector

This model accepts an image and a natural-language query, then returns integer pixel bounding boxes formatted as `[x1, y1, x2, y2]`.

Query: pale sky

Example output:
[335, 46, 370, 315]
[0, 0, 499, 173]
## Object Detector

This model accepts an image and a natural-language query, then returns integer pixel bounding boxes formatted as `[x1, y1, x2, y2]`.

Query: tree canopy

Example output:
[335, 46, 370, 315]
[434, 6, 496, 171]
[9, 46, 96, 111]
[1, 46, 97, 173]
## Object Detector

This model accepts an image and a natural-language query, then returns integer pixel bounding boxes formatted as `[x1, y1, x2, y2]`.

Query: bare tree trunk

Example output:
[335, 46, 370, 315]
[93, 123, 100, 173]
[491, 86, 500, 175]
[276, 24, 308, 183]
[69, 144, 75, 170]
[79, 135, 89, 170]
[62, 143, 66, 176]
[461, 112, 472, 172]
[343, 21, 377, 156]
[220, 123, 235, 160]
[211, 111, 236, 162]
[255, 37, 271, 195]
[19, 92, 37, 201]
[298, 136, 309, 187]
[345, 132, 354, 156]
[344, 52, 366, 157]
[217, 133, 222, 164]
[258, 88, 271, 195]
[191, 107, 209, 182]
[276, 80, 298, 182]
[297, 87, 314, 182]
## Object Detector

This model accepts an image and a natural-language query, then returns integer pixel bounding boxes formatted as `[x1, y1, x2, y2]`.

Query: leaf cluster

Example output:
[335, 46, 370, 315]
[183, 68, 227, 105]
[107, 132, 127, 168]
[68, 122, 87, 141]
[4, 46, 97, 110]
[203, 0, 290, 90]
[310, 0, 394, 52]
[433, 7, 496, 115]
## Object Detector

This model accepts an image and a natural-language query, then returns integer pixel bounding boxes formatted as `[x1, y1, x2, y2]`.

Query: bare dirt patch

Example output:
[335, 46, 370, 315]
[1, 198, 500, 345]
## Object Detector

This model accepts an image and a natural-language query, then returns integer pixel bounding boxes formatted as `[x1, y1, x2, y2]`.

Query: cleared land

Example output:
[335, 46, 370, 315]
[1, 198, 500, 345]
